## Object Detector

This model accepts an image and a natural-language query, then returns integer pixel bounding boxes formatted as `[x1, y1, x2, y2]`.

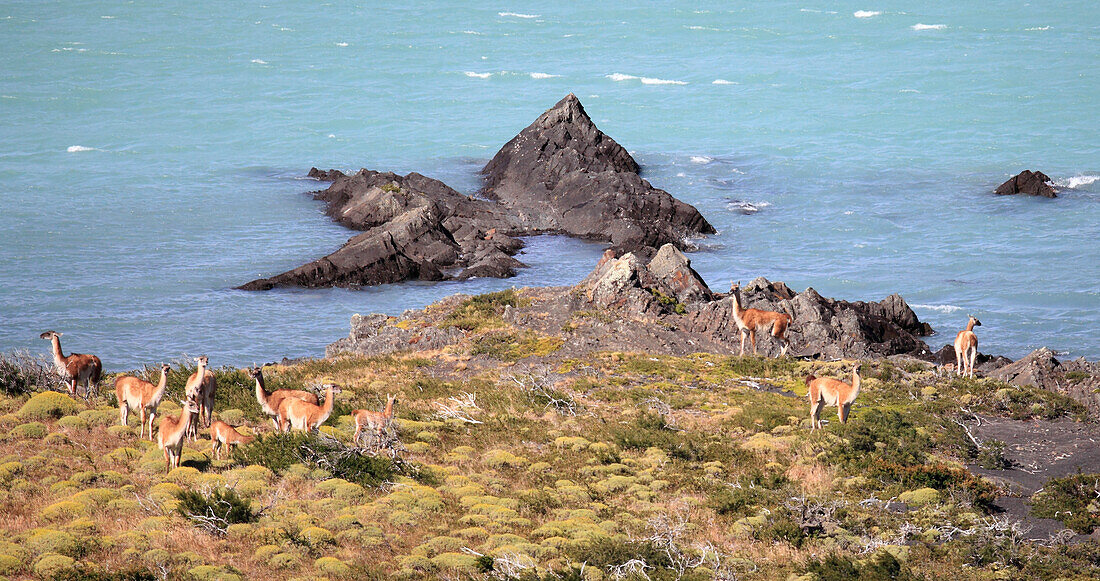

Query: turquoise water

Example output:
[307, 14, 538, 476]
[1, 2, 1097, 370]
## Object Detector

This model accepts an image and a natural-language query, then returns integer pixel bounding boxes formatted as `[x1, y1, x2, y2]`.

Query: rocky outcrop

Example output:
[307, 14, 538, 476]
[995, 170, 1057, 198]
[481, 94, 715, 251]
[987, 348, 1100, 416]
[327, 311, 466, 358]
[243, 95, 715, 290]
[239, 170, 528, 290]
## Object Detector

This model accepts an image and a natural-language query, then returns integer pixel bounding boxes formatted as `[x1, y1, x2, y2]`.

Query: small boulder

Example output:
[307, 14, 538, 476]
[994, 170, 1057, 198]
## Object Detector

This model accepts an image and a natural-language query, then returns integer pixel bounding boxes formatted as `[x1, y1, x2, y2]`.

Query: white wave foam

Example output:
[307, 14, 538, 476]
[854, 10, 881, 18]
[327, 134, 336, 138]
[640, 76, 687, 85]
[251, 59, 268, 64]
[606, 73, 637, 82]
[464, 71, 492, 78]
[899, 88, 920, 93]
[727, 200, 770, 215]
[67, 145, 98, 152]
[912, 304, 963, 313]
[686, 25, 719, 31]
[335, 42, 348, 47]
[912, 23, 946, 30]
[529, 72, 559, 79]
[712, 79, 736, 85]
[461, 30, 483, 35]
[690, 156, 713, 164]
[101, 15, 115, 19]
[499, 12, 539, 18]
[1025, 26, 1051, 31]
[1054, 175, 1100, 189]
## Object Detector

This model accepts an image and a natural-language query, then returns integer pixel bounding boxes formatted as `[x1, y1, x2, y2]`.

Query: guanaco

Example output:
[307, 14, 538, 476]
[729, 282, 792, 357]
[806, 363, 861, 430]
[278, 383, 341, 432]
[249, 366, 318, 431]
[115, 362, 171, 440]
[352, 394, 399, 445]
[209, 420, 255, 460]
[40, 331, 102, 396]
[157, 399, 200, 472]
[954, 315, 982, 379]
[184, 356, 217, 440]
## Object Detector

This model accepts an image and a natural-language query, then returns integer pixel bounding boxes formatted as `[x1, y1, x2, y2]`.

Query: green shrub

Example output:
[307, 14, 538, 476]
[11, 422, 48, 439]
[977, 439, 1011, 470]
[233, 432, 401, 487]
[175, 488, 257, 536]
[33, 554, 75, 578]
[0, 350, 53, 396]
[1031, 473, 1100, 534]
[470, 331, 564, 361]
[442, 289, 528, 332]
[48, 565, 157, 581]
[804, 551, 924, 581]
[18, 392, 82, 420]
[707, 486, 760, 518]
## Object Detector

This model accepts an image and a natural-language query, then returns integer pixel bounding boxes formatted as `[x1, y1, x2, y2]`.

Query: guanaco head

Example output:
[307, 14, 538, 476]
[196, 355, 209, 367]
[39, 330, 61, 340]
[969, 315, 982, 327]
[730, 280, 741, 293]
[181, 399, 201, 414]
[247, 365, 263, 380]
[161, 363, 171, 373]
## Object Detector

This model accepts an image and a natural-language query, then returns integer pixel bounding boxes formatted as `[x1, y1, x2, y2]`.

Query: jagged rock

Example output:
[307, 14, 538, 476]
[929, 344, 1010, 371]
[326, 311, 464, 358]
[689, 281, 935, 359]
[987, 348, 1100, 416]
[646, 244, 712, 305]
[482, 94, 715, 250]
[239, 170, 526, 290]
[995, 170, 1057, 198]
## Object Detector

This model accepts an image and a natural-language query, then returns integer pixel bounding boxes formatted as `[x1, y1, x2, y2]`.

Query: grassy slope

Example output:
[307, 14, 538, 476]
[0, 291, 1097, 581]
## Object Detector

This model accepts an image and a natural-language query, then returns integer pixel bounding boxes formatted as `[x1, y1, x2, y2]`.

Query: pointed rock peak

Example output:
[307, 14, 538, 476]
[535, 93, 589, 128]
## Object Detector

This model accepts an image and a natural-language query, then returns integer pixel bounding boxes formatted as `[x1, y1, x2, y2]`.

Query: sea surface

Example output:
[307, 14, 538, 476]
[1, 2, 1097, 370]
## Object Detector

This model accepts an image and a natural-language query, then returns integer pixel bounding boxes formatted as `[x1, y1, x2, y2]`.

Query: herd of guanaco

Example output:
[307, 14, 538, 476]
[37, 287, 981, 469]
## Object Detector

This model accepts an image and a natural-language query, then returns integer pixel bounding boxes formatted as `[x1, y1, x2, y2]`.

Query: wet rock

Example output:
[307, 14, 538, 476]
[995, 170, 1057, 198]
[481, 93, 715, 251]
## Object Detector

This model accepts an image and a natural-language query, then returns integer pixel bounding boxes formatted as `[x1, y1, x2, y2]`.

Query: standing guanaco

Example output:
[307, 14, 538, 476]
[158, 399, 201, 472]
[278, 382, 340, 432]
[806, 363, 861, 430]
[954, 315, 982, 379]
[184, 356, 216, 440]
[249, 366, 318, 431]
[209, 421, 254, 460]
[40, 331, 102, 396]
[729, 282, 792, 357]
[115, 363, 171, 440]
[352, 394, 399, 445]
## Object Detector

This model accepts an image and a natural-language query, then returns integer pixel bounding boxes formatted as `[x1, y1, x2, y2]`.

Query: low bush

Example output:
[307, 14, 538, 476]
[442, 289, 528, 332]
[0, 350, 54, 396]
[233, 432, 401, 487]
[804, 552, 924, 581]
[175, 487, 257, 536]
[1030, 473, 1100, 534]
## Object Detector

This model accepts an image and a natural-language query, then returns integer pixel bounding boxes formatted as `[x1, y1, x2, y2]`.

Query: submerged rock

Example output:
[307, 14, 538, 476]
[994, 170, 1057, 198]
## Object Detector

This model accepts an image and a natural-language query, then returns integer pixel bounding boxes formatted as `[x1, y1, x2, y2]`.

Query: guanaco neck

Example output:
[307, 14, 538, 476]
[170, 407, 195, 443]
[253, 371, 276, 415]
[383, 398, 394, 419]
[316, 386, 336, 425]
[730, 290, 747, 326]
[150, 368, 169, 406]
[49, 335, 67, 366]
[848, 369, 861, 403]
[965, 319, 976, 333]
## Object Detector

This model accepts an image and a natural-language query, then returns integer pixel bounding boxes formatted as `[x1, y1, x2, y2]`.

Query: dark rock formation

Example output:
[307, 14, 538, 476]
[327, 311, 466, 358]
[481, 94, 715, 251]
[242, 95, 715, 290]
[987, 348, 1100, 416]
[995, 170, 1057, 198]
[239, 170, 525, 290]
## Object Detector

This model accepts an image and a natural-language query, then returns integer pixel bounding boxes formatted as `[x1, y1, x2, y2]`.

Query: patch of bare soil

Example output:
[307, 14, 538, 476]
[968, 415, 1100, 541]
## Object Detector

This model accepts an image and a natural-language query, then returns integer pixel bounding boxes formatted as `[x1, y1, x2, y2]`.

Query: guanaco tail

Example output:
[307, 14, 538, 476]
[115, 362, 171, 440]
[729, 282, 793, 357]
[954, 315, 982, 379]
[806, 363, 861, 431]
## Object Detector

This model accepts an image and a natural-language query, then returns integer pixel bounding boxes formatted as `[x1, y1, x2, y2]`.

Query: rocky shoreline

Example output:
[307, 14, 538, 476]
[239, 94, 713, 291]
[326, 245, 1100, 416]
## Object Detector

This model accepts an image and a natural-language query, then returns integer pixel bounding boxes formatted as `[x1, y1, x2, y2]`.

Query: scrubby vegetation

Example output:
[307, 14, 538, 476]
[1, 325, 1098, 580]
